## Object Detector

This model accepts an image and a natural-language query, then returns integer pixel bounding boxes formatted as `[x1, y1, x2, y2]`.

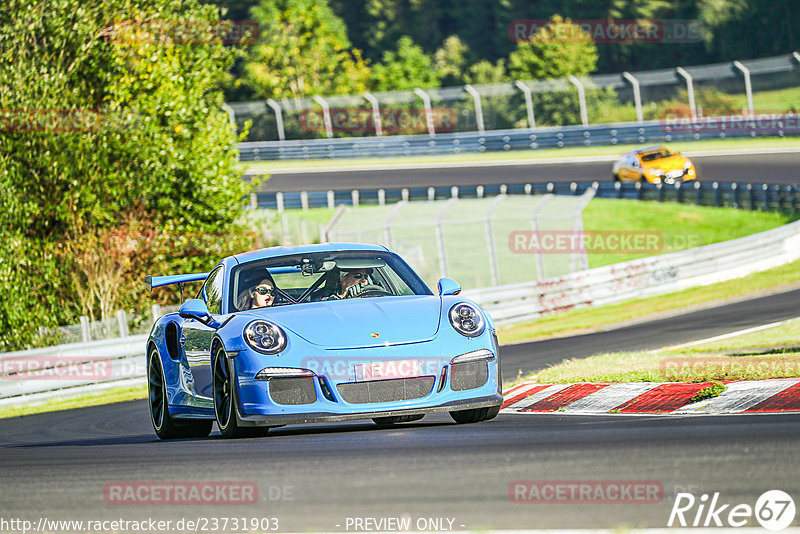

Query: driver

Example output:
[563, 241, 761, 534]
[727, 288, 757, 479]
[323, 268, 369, 300]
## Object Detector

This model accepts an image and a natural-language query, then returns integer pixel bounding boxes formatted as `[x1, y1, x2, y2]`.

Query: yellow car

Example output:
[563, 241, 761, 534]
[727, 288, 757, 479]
[612, 145, 697, 184]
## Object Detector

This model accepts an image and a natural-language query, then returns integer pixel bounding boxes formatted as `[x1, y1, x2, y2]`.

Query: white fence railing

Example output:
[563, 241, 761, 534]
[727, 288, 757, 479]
[2, 220, 799, 406]
[463, 219, 800, 325]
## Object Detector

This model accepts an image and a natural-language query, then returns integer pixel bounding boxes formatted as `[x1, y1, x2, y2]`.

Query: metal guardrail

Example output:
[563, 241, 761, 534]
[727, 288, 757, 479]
[238, 117, 800, 161]
[463, 219, 800, 326]
[0, 335, 147, 404]
[255, 180, 800, 212]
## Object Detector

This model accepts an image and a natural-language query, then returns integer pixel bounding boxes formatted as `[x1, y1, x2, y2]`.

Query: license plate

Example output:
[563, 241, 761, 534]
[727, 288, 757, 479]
[666, 169, 683, 179]
[354, 359, 423, 381]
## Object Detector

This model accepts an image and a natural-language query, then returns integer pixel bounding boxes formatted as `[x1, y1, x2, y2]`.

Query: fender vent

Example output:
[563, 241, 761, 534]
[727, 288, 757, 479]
[269, 377, 317, 405]
[450, 361, 488, 391]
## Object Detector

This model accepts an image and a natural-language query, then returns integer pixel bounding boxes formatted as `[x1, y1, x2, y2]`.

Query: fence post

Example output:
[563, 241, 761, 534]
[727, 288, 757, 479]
[762, 183, 769, 211]
[276, 192, 284, 213]
[464, 84, 485, 133]
[401, 188, 409, 201]
[281, 214, 291, 244]
[615, 180, 622, 199]
[748, 183, 755, 210]
[733, 61, 754, 118]
[500, 184, 508, 194]
[635, 180, 642, 200]
[524, 184, 532, 195]
[249, 192, 258, 211]
[351, 189, 360, 208]
[514, 80, 536, 130]
[413, 88, 436, 137]
[151, 304, 162, 324]
[484, 195, 507, 286]
[312, 95, 333, 139]
[676, 67, 696, 121]
[657, 183, 664, 202]
[568, 76, 589, 127]
[116, 310, 129, 338]
[327, 190, 335, 210]
[378, 189, 386, 206]
[530, 195, 553, 280]
[451, 186, 459, 199]
[362, 92, 383, 136]
[79, 316, 90, 343]
[428, 187, 436, 201]
[435, 199, 459, 278]
[300, 191, 309, 211]
[713, 182, 720, 207]
[622, 71, 643, 124]
[676, 181, 683, 203]
[266, 99, 286, 141]
[731, 182, 739, 209]
[695, 180, 702, 205]
[477, 185, 485, 198]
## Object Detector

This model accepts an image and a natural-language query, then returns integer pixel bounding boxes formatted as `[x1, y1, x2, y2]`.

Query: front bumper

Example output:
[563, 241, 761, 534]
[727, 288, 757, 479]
[230, 332, 502, 426]
[234, 395, 503, 427]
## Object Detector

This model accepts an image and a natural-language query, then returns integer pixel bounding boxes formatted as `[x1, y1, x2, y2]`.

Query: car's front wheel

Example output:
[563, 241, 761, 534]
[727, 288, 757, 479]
[449, 405, 501, 424]
[213, 346, 268, 439]
[148, 349, 212, 440]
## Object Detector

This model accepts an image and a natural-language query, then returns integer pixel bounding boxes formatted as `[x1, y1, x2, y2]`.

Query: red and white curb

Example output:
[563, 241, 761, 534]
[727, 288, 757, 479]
[501, 378, 800, 414]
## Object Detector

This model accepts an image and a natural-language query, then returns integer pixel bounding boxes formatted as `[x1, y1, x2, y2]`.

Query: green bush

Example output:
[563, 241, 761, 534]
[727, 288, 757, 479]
[0, 0, 254, 350]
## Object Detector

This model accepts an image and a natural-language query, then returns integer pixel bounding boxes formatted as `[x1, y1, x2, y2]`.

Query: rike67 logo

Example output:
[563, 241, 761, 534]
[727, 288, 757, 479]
[669, 490, 796, 530]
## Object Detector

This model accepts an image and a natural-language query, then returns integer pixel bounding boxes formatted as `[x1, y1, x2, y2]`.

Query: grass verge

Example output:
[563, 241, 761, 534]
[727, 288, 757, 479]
[498, 258, 800, 345]
[242, 136, 800, 172]
[530, 318, 800, 384]
[0, 383, 147, 420]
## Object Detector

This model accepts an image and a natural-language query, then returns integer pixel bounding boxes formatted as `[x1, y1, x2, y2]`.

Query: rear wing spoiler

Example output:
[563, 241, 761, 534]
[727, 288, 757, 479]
[145, 273, 209, 292]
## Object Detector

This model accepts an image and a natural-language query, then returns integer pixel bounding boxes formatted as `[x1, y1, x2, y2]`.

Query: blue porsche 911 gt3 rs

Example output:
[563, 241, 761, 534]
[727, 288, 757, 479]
[145, 243, 502, 439]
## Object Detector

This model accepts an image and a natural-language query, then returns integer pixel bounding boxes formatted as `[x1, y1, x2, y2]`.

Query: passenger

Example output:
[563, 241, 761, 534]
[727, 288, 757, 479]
[237, 278, 275, 310]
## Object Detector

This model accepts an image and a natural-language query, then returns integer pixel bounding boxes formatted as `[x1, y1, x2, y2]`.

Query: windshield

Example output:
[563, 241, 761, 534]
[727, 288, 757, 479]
[639, 147, 676, 162]
[229, 250, 432, 311]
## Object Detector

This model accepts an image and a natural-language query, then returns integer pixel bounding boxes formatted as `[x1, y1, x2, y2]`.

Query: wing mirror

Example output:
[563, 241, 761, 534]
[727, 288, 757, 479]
[437, 278, 462, 296]
[179, 298, 212, 323]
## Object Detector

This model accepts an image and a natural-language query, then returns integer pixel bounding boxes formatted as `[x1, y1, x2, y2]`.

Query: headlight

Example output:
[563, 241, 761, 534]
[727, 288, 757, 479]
[244, 320, 287, 354]
[683, 160, 692, 169]
[449, 303, 485, 337]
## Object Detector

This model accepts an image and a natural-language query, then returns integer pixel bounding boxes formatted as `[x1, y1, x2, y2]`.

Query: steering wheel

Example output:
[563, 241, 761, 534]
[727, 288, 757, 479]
[356, 284, 392, 298]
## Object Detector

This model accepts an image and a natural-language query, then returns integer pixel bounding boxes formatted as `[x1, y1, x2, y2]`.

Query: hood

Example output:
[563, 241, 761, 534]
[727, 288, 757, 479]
[642, 154, 687, 171]
[241, 296, 442, 349]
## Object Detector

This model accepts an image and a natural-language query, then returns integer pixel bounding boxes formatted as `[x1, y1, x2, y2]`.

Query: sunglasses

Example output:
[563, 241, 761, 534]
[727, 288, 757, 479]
[254, 287, 274, 296]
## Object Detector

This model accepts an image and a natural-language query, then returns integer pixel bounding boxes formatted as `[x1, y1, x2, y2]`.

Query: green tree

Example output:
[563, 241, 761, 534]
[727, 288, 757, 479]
[508, 15, 598, 80]
[433, 35, 470, 86]
[0, 0, 253, 350]
[244, 0, 370, 99]
[370, 36, 441, 91]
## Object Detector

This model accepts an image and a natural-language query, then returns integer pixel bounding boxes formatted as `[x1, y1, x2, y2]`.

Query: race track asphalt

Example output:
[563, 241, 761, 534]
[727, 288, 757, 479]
[258, 152, 800, 192]
[1, 289, 799, 531]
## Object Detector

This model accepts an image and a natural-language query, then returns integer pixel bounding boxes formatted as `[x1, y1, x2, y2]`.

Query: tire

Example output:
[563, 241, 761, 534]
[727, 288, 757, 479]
[213, 346, 268, 439]
[449, 404, 501, 424]
[372, 414, 425, 426]
[148, 349, 212, 439]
